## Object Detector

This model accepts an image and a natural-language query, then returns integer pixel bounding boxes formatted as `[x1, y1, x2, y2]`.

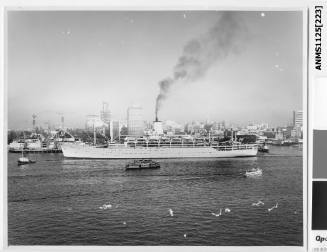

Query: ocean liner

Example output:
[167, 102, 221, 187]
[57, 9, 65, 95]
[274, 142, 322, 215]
[61, 140, 258, 159]
[61, 119, 258, 159]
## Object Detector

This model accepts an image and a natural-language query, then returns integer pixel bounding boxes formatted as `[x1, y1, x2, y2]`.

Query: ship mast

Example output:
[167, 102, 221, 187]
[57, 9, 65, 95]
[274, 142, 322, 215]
[93, 123, 96, 146]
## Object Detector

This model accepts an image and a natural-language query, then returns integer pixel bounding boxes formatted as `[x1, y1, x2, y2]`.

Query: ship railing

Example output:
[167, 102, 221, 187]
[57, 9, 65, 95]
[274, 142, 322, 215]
[106, 142, 257, 150]
[213, 144, 258, 151]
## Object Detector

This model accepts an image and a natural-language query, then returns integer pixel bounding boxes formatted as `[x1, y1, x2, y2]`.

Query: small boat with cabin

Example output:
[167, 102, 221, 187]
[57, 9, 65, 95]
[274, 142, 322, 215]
[258, 143, 269, 153]
[126, 159, 160, 170]
[18, 150, 36, 165]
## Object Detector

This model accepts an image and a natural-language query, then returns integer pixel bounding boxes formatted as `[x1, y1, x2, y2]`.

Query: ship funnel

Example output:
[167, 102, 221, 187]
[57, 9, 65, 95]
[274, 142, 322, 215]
[153, 120, 163, 135]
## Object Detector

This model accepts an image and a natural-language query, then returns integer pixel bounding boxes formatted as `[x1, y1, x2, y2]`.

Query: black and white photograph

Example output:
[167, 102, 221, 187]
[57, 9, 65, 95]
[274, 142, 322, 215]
[5, 9, 304, 246]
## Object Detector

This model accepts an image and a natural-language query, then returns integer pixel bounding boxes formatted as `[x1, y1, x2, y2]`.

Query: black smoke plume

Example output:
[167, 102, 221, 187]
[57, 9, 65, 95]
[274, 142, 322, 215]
[155, 12, 248, 119]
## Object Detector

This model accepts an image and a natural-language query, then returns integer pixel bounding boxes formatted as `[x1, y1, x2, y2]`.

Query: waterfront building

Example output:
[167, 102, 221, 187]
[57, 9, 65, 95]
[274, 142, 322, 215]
[291, 126, 302, 139]
[127, 105, 144, 136]
[217, 121, 226, 130]
[263, 130, 275, 139]
[100, 102, 111, 138]
[285, 126, 294, 139]
[247, 124, 258, 131]
[163, 120, 183, 135]
[275, 129, 284, 140]
[258, 123, 269, 130]
[295, 126, 303, 138]
[112, 121, 120, 141]
[293, 110, 303, 128]
[85, 115, 106, 129]
[246, 123, 268, 132]
[292, 110, 303, 139]
[100, 102, 111, 124]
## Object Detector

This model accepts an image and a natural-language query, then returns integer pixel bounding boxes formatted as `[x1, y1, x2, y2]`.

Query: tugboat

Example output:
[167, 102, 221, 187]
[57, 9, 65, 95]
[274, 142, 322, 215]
[18, 150, 36, 165]
[126, 159, 160, 170]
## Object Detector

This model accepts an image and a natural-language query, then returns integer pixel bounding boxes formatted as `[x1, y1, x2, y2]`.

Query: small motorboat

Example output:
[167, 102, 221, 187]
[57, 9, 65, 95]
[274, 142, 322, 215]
[258, 144, 269, 153]
[126, 159, 160, 170]
[18, 157, 36, 165]
[18, 150, 36, 165]
[245, 168, 263, 177]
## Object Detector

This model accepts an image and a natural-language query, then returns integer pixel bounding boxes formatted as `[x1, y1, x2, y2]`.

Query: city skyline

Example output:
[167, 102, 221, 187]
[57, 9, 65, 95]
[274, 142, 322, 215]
[12, 107, 302, 132]
[8, 11, 303, 129]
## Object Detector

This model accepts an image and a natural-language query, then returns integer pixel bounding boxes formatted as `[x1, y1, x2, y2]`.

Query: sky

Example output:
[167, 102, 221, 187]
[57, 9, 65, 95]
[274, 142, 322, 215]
[7, 11, 303, 129]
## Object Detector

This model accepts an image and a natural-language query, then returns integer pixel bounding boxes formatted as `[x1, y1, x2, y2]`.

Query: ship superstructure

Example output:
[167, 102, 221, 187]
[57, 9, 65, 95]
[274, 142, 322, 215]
[61, 135, 258, 159]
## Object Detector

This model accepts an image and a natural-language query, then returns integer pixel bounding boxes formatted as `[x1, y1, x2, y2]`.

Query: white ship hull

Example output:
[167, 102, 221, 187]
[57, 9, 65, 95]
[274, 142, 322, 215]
[61, 143, 258, 159]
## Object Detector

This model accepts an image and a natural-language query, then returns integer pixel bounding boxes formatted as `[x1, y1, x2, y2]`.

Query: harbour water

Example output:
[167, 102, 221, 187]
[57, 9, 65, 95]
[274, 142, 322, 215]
[8, 145, 303, 246]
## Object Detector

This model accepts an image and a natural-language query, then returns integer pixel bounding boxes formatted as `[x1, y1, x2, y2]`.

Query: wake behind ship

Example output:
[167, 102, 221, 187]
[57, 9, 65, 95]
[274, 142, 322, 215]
[61, 141, 258, 159]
